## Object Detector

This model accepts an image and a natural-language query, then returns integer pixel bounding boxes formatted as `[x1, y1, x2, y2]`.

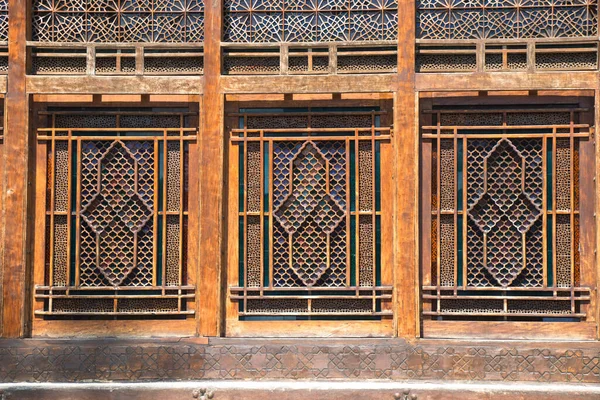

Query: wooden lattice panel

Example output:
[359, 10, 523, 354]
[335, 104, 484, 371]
[29, 46, 204, 75]
[223, 0, 398, 42]
[32, 0, 204, 42]
[417, 0, 597, 40]
[222, 44, 397, 75]
[0, 0, 6, 42]
[35, 110, 196, 317]
[417, 42, 600, 73]
[230, 110, 392, 317]
[421, 107, 593, 321]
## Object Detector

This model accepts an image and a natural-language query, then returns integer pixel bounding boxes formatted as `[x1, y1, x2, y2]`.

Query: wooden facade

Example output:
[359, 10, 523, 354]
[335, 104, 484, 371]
[1, 0, 600, 397]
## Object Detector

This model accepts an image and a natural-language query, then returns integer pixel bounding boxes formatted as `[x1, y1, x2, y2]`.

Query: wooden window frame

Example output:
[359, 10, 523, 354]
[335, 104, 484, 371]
[225, 95, 396, 337]
[418, 92, 598, 341]
[30, 97, 201, 338]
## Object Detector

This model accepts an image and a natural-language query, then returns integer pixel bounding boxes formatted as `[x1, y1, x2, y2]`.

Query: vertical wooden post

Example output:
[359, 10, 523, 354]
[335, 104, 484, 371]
[2, 0, 29, 337]
[86, 45, 95, 75]
[595, 87, 600, 339]
[395, 0, 418, 339]
[198, 0, 224, 336]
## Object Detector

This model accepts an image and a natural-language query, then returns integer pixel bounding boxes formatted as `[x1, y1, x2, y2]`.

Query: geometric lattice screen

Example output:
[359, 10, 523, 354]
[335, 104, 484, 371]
[421, 108, 592, 320]
[223, 0, 398, 42]
[230, 109, 392, 318]
[35, 110, 196, 317]
[417, 0, 598, 39]
[32, 0, 204, 42]
[0, 0, 6, 42]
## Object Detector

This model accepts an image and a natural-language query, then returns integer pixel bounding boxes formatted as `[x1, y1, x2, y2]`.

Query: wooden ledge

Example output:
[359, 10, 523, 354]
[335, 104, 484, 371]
[1, 337, 600, 384]
[422, 320, 597, 341]
[2, 381, 600, 400]
[416, 71, 599, 91]
[26, 75, 203, 94]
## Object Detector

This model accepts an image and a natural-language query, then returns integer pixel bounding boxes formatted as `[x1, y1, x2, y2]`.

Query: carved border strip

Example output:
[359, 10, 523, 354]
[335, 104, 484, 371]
[0, 339, 599, 383]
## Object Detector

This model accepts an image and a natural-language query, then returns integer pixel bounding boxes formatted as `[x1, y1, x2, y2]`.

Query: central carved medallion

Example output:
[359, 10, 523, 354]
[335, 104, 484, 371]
[468, 139, 542, 287]
[81, 141, 153, 286]
[274, 142, 345, 287]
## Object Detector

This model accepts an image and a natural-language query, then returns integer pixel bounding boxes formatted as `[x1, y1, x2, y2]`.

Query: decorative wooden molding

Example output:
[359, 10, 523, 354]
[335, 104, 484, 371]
[2, 338, 600, 383]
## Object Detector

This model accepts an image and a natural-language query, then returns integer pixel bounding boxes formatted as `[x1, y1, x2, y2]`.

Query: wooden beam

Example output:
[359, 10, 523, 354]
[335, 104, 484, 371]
[1, 0, 29, 337]
[32, 319, 200, 338]
[422, 321, 597, 341]
[416, 72, 599, 92]
[395, 0, 418, 339]
[26, 76, 203, 94]
[198, 0, 224, 337]
[221, 74, 397, 94]
[226, 320, 393, 338]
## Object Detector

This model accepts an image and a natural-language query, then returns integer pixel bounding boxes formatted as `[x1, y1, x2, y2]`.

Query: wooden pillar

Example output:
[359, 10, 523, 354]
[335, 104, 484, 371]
[590, 85, 600, 339]
[2, 0, 30, 337]
[395, 0, 418, 339]
[198, 0, 224, 336]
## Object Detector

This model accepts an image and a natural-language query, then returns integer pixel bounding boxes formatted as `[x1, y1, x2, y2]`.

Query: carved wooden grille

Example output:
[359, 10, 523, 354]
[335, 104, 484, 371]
[417, 0, 598, 40]
[421, 107, 592, 320]
[0, 0, 7, 42]
[230, 110, 392, 317]
[223, 0, 398, 42]
[32, 0, 204, 42]
[35, 111, 196, 317]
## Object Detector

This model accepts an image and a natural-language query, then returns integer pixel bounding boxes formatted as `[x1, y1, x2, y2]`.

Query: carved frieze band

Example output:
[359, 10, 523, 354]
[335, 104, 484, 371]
[0, 339, 599, 383]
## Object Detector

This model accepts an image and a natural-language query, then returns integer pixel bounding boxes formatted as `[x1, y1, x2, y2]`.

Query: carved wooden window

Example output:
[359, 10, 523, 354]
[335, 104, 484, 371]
[32, 0, 204, 42]
[34, 110, 196, 317]
[421, 104, 596, 327]
[417, 0, 597, 40]
[223, 0, 398, 42]
[229, 109, 392, 319]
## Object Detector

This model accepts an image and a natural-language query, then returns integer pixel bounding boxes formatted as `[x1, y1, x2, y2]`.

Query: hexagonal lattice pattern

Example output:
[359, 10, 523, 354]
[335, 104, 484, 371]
[273, 142, 303, 210]
[81, 141, 154, 287]
[269, 140, 350, 289]
[237, 112, 386, 317]
[274, 142, 345, 287]
[316, 141, 346, 209]
[40, 112, 194, 316]
[468, 139, 542, 287]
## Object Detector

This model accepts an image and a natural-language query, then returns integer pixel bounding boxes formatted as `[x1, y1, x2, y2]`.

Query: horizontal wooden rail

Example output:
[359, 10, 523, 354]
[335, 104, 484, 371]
[223, 41, 397, 75]
[29, 43, 204, 76]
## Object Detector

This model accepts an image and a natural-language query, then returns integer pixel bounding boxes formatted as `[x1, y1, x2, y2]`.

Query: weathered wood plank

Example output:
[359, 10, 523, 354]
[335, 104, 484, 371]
[221, 75, 397, 94]
[1, 0, 29, 338]
[416, 72, 599, 91]
[198, 0, 224, 337]
[395, 0, 418, 339]
[226, 320, 394, 338]
[26, 76, 203, 94]
[422, 321, 597, 340]
[32, 319, 199, 338]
